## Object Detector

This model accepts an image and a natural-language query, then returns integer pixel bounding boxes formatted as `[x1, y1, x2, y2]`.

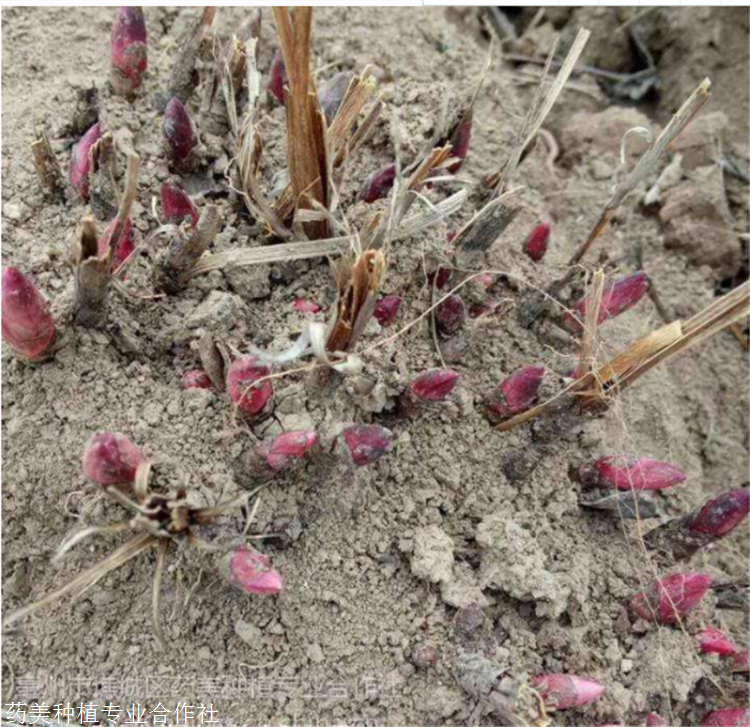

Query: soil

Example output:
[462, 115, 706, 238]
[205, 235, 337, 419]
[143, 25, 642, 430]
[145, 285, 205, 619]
[2, 7, 749, 727]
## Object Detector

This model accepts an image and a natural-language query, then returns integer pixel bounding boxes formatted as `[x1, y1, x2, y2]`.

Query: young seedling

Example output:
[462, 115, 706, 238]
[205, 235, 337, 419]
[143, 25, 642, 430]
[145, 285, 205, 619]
[698, 627, 741, 657]
[361, 164, 397, 203]
[530, 674, 605, 711]
[579, 456, 686, 491]
[564, 272, 649, 333]
[446, 109, 472, 174]
[163, 97, 198, 172]
[436, 295, 466, 337]
[630, 572, 712, 625]
[701, 708, 750, 727]
[644, 487, 749, 561]
[293, 297, 321, 314]
[111, 6, 148, 95]
[268, 50, 287, 104]
[82, 431, 144, 486]
[3, 432, 266, 648]
[182, 370, 213, 390]
[337, 424, 393, 467]
[731, 651, 750, 673]
[68, 122, 101, 201]
[153, 204, 221, 294]
[486, 365, 547, 423]
[524, 222, 551, 262]
[161, 179, 198, 227]
[408, 369, 461, 403]
[374, 295, 401, 328]
[227, 355, 273, 418]
[240, 430, 318, 481]
[1, 267, 56, 361]
[318, 71, 353, 126]
[219, 547, 283, 595]
[99, 216, 135, 274]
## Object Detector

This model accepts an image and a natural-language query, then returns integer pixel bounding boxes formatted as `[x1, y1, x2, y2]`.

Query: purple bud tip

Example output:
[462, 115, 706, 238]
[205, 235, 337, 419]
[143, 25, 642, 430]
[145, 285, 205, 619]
[227, 356, 273, 417]
[374, 295, 401, 328]
[731, 650, 750, 673]
[223, 547, 283, 595]
[447, 115, 472, 173]
[265, 430, 318, 471]
[524, 222, 551, 262]
[566, 272, 649, 331]
[688, 487, 750, 539]
[182, 370, 212, 390]
[530, 674, 605, 710]
[268, 50, 288, 104]
[701, 709, 750, 727]
[163, 98, 196, 171]
[1, 267, 55, 360]
[698, 627, 740, 657]
[98, 217, 135, 271]
[340, 424, 393, 467]
[161, 180, 199, 227]
[436, 294, 466, 336]
[409, 369, 461, 403]
[293, 297, 321, 314]
[646, 714, 669, 727]
[82, 431, 144, 486]
[69, 122, 101, 201]
[318, 71, 352, 126]
[111, 7, 148, 94]
[361, 164, 397, 204]
[433, 266, 452, 290]
[630, 572, 712, 624]
[488, 365, 546, 422]
[580, 456, 686, 491]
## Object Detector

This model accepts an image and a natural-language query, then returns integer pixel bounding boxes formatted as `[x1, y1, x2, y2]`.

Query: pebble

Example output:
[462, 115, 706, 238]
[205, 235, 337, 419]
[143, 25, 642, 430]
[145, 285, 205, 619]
[307, 642, 325, 663]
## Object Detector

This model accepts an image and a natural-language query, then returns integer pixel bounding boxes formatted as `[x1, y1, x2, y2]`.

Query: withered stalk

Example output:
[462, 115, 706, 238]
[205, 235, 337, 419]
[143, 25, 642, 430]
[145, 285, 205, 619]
[497, 280, 749, 431]
[327, 249, 386, 353]
[73, 217, 110, 328]
[272, 69, 380, 229]
[89, 132, 119, 221]
[577, 270, 605, 378]
[153, 205, 222, 294]
[166, 7, 217, 106]
[202, 34, 248, 137]
[31, 125, 64, 201]
[568, 78, 712, 266]
[272, 7, 329, 240]
[73, 153, 140, 327]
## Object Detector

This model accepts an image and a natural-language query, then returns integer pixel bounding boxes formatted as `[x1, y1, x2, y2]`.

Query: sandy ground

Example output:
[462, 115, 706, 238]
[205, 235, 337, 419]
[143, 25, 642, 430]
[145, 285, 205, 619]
[2, 6, 748, 726]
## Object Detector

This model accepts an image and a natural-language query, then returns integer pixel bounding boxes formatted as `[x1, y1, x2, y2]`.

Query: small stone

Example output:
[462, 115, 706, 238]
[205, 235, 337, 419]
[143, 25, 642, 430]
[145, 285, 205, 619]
[621, 658, 634, 673]
[187, 291, 248, 332]
[453, 602, 486, 639]
[4, 203, 23, 221]
[410, 525, 454, 585]
[411, 643, 439, 669]
[235, 620, 262, 645]
[307, 642, 324, 663]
